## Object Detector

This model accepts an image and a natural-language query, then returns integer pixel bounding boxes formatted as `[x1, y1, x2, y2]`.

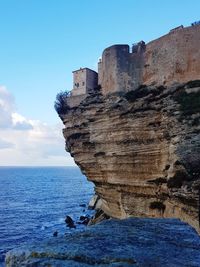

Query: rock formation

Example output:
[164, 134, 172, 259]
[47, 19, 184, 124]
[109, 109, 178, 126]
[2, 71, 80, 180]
[60, 81, 200, 233]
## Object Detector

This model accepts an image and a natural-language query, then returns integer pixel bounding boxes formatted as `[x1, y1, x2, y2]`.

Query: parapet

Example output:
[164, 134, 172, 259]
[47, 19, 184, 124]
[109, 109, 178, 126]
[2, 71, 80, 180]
[132, 41, 146, 53]
[169, 25, 184, 33]
[102, 44, 130, 56]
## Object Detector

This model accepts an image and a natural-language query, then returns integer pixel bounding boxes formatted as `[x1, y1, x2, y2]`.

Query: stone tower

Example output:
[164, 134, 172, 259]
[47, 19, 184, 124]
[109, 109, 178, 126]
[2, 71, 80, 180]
[71, 68, 98, 96]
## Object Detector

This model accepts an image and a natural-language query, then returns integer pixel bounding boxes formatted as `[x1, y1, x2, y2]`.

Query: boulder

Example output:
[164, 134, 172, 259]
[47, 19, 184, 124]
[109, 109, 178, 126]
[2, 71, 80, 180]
[65, 215, 76, 229]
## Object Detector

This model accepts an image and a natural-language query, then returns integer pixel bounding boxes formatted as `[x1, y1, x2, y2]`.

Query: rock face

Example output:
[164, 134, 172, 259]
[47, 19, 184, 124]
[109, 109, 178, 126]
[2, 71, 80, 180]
[60, 81, 200, 233]
[6, 218, 200, 266]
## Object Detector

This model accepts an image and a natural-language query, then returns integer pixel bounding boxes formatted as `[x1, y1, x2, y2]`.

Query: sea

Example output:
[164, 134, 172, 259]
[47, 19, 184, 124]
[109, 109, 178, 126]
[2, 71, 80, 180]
[0, 166, 94, 266]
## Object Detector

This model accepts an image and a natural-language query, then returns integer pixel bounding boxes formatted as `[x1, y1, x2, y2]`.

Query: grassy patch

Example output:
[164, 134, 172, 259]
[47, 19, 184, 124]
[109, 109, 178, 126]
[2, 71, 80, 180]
[174, 90, 200, 116]
[185, 80, 200, 88]
[125, 86, 149, 102]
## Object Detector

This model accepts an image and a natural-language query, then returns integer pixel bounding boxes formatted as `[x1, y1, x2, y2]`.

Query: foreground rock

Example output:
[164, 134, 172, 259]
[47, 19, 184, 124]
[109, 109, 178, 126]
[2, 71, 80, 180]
[60, 81, 200, 233]
[6, 218, 200, 266]
[65, 215, 76, 229]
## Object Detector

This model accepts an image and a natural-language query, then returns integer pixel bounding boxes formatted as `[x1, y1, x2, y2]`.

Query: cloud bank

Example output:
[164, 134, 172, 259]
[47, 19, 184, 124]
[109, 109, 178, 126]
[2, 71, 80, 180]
[0, 86, 75, 166]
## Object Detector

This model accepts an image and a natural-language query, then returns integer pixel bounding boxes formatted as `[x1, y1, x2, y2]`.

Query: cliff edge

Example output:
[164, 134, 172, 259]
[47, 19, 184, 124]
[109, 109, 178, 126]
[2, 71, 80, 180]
[60, 81, 200, 233]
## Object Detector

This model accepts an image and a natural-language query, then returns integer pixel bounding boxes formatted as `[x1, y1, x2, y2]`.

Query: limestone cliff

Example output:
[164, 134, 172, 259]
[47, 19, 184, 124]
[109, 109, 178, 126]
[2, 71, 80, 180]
[59, 80, 200, 233]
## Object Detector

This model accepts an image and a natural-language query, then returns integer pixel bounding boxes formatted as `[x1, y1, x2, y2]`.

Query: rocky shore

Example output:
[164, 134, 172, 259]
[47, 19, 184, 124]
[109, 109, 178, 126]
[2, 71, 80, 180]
[6, 218, 200, 267]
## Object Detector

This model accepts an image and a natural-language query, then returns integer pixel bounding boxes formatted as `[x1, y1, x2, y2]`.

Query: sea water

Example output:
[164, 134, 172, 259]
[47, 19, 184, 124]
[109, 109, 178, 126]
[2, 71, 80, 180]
[0, 166, 94, 265]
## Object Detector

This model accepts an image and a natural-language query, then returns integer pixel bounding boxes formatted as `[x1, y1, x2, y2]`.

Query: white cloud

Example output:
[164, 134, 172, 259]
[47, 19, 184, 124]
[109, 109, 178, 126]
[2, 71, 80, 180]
[0, 138, 14, 149]
[0, 85, 75, 166]
[12, 113, 33, 130]
[0, 86, 14, 128]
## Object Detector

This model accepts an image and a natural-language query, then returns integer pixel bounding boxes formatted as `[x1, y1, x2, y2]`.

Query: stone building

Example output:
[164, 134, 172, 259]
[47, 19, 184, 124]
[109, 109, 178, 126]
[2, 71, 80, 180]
[71, 68, 98, 96]
[97, 24, 200, 95]
[69, 23, 200, 103]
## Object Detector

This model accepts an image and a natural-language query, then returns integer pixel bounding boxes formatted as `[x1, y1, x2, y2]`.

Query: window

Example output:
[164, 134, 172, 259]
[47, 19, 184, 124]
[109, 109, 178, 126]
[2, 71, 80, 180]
[82, 82, 85, 86]
[74, 83, 79, 88]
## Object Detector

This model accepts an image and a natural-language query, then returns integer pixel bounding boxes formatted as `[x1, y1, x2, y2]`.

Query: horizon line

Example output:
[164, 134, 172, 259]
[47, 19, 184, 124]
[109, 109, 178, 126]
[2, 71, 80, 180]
[0, 165, 77, 168]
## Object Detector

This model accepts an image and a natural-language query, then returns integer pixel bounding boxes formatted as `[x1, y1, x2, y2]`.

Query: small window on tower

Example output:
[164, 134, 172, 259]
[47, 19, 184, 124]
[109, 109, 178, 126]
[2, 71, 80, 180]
[77, 83, 79, 87]
[82, 82, 85, 86]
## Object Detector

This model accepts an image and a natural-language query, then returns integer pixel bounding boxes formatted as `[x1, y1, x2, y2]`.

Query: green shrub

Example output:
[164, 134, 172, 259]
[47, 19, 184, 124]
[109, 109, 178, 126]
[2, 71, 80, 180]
[174, 90, 200, 116]
[125, 86, 149, 102]
[185, 80, 200, 88]
[54, 91, 70, 115]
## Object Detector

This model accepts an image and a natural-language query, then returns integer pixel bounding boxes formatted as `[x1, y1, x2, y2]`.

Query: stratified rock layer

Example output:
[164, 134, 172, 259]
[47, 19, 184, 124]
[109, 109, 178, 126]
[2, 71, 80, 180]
[61, 81, 200, 232]
[6, 218, 200, 267]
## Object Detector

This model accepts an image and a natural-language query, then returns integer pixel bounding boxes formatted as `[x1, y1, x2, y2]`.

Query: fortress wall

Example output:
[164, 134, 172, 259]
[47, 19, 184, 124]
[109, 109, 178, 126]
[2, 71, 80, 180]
[101, 45, 131, 94]
[115, 45, 132, 92]
[67, 94, 86, 108]
[129, 52, 145, 89]
[100, 25, 200, 96]
[71, 87, 86, 96]
[143, 25, 200, 86]
[98, 61, 102, 86]
[70, 24, 200, 99]
[100, 45, 120, 94]
[86, 69, 98, 93]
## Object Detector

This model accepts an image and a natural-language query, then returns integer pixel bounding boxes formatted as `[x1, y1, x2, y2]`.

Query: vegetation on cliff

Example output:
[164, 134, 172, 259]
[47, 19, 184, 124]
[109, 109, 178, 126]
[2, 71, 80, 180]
[54, 91, 70, 116]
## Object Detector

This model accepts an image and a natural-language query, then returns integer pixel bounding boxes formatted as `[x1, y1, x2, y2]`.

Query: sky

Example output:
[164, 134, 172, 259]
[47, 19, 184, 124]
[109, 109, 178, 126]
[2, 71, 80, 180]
[0, 0, 199, 166]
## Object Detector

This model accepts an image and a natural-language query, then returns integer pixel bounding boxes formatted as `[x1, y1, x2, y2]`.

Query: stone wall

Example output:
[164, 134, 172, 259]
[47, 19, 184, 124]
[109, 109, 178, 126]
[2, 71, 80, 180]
[86, 68, 98, 93]
[71, 68, 98, 96]
[98, 60, 102, 86]
[100, 45, 131, 95]
[99, 44, 145, 95]
[72, 69, 87, 96]
[143, 25, 200, 87]
[66, 94, 86, 108]
[99, 24, 200, 95]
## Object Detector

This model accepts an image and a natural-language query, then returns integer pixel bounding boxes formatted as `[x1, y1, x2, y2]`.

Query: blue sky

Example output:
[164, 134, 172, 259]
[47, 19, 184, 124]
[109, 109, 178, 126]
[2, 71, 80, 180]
[0, 0, 199, 165]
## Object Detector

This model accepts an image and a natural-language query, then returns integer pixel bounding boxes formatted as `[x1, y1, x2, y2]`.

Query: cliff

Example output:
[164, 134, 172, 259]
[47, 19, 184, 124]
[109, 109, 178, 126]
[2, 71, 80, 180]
[60, 80, 200, 233]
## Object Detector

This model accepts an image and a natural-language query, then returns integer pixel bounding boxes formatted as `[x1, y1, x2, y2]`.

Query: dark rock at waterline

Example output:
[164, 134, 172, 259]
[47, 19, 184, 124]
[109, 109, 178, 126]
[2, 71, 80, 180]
[88, 209, 110, 225]
[65, 215, 76, 228]
[79, 215, 88, 221]
[79, 204, 86, 208]
[79, 215, 90, 225]
[53, 231, 58, 237]
[5, 218, 200, 266]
